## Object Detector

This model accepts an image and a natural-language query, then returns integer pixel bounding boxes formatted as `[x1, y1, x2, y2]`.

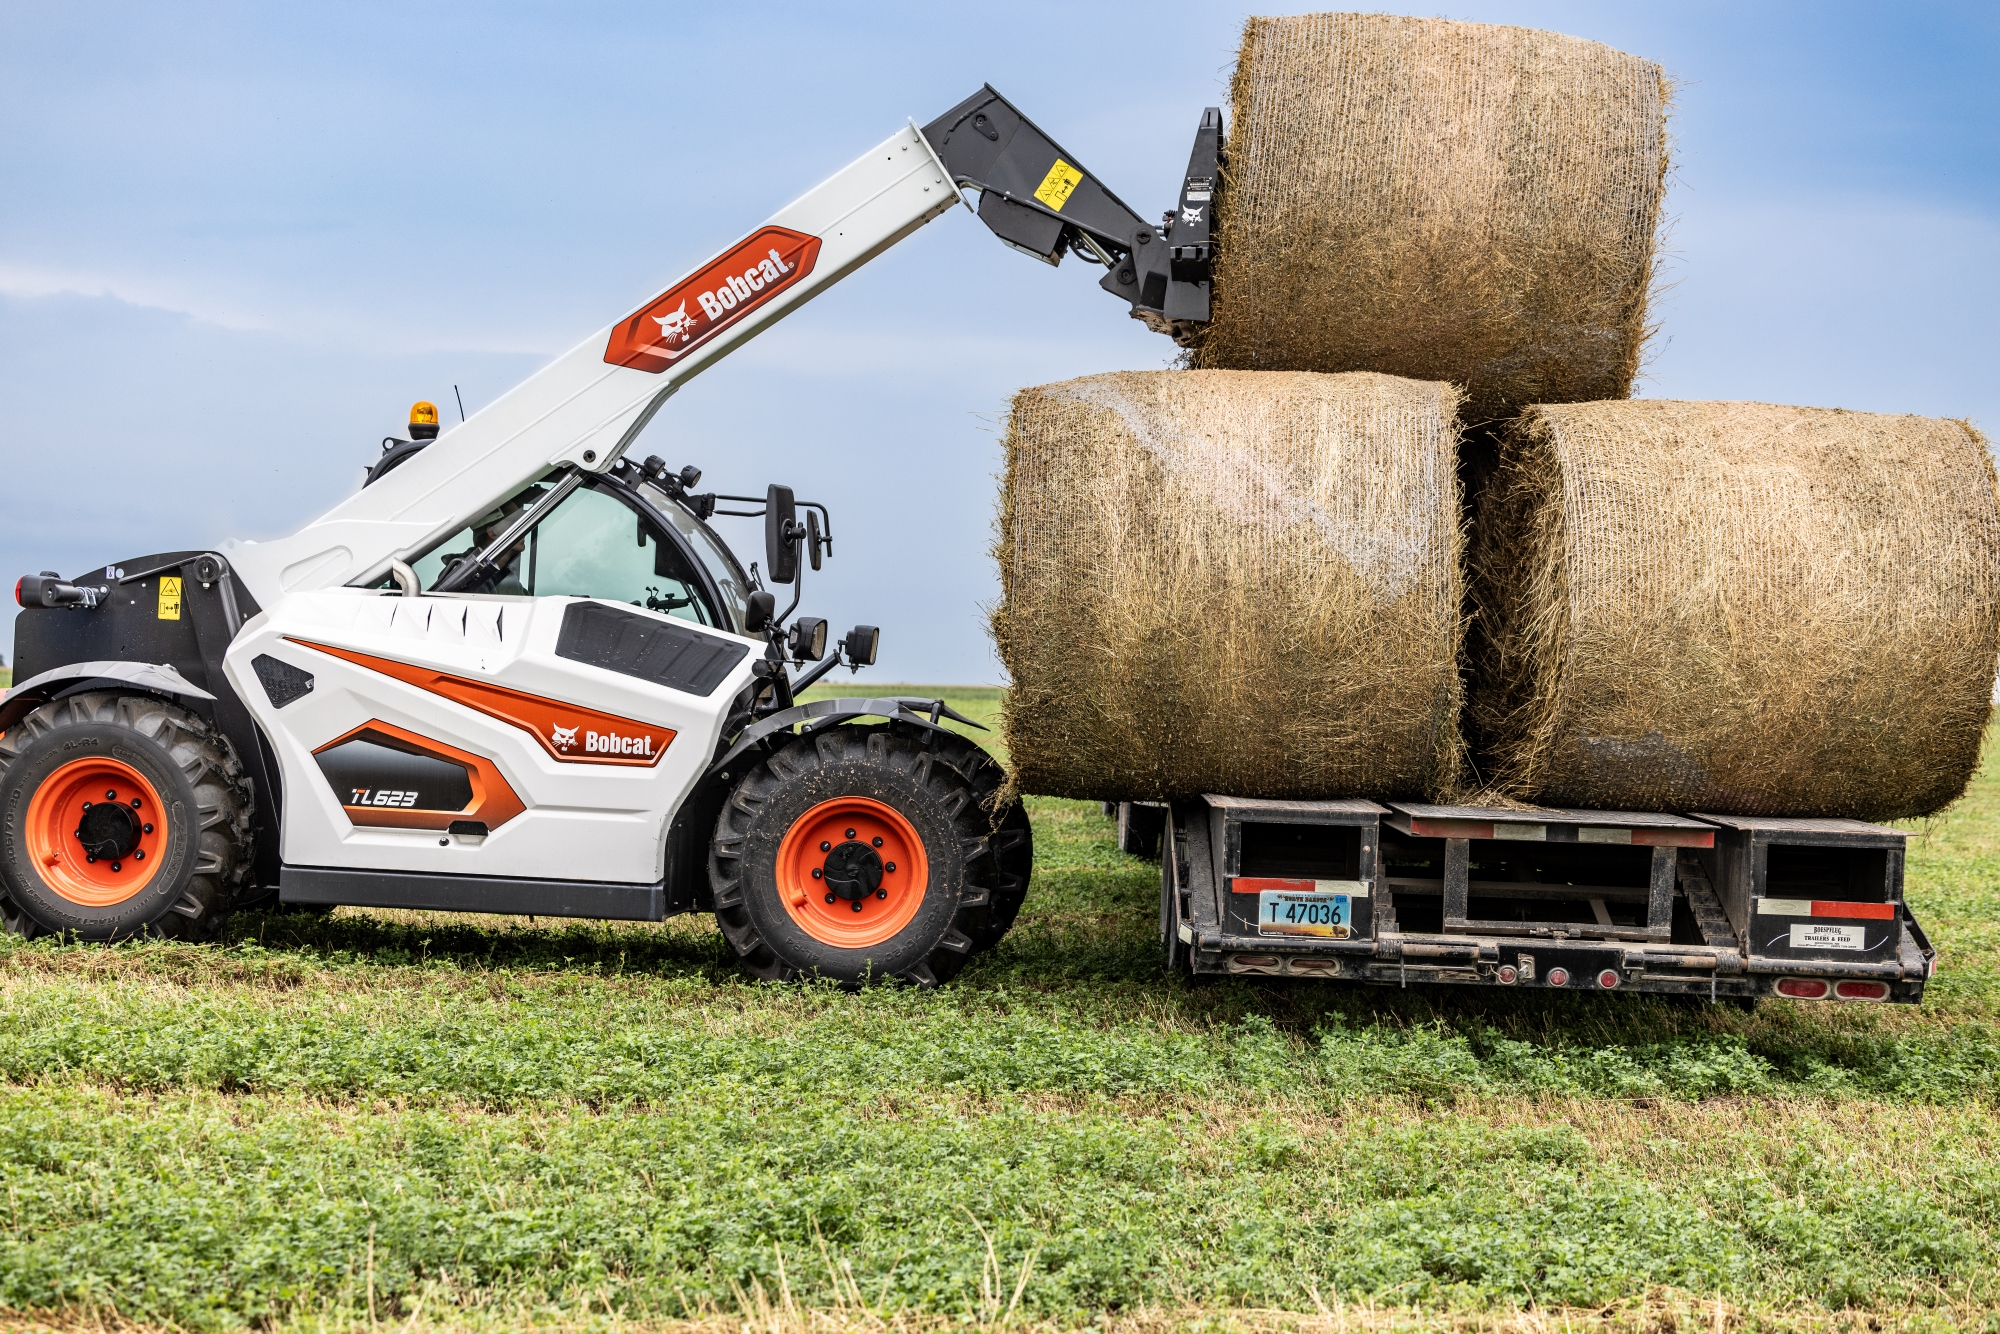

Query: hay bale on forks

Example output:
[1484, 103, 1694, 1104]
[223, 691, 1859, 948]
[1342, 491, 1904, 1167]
[993, 369, 1465, 802]
[1190, 12, 1669, 425]
[1470, 400, 2000, 819]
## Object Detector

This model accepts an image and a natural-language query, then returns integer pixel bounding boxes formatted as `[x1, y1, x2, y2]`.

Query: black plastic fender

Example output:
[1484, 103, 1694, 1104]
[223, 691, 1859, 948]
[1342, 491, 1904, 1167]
[704, 696, 985, 784]
[0, 661, 215, 733]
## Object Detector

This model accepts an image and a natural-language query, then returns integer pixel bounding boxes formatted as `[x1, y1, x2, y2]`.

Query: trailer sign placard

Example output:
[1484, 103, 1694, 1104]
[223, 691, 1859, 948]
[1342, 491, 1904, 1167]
[1790, 922, 1868, 951]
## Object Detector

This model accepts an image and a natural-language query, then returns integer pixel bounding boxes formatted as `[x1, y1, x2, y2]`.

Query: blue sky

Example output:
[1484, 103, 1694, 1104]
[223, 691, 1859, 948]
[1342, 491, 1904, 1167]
[2, 2, 1994, 681]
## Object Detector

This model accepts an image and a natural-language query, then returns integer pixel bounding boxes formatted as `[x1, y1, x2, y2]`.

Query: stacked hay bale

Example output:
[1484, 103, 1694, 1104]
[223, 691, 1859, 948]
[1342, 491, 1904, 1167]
[993, 369, 1464, 802]
[1191, 12, 1670, 425]
[990, 14, 1997, 824]
[1470, 401, 2000, 819]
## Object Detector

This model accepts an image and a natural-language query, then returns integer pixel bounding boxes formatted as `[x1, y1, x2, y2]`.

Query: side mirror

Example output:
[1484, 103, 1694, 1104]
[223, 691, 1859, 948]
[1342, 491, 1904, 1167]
[841, 624, 880, 667]
[744, 590, 776, 633]
[765, 484, 798, 585]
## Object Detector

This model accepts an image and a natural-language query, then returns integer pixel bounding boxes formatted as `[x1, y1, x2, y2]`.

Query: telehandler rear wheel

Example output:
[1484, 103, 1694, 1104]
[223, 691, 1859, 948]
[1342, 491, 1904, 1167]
[0, 691, 252, 941]
[709, 725, 1009, 986]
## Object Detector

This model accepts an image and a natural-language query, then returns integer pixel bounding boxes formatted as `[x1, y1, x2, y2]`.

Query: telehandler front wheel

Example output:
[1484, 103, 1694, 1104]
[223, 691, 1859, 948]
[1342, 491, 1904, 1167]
[922, 730, 1032, 952]
[709, 725, 1008, 986]
[0, 691, 252, 941]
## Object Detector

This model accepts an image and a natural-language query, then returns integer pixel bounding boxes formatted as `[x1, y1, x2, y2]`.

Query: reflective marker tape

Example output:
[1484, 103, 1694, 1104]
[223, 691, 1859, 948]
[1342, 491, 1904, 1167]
[1405, 817, 1712, 847]
[1757, 898, 1896, 920]
[1229, 876, 1369, 898]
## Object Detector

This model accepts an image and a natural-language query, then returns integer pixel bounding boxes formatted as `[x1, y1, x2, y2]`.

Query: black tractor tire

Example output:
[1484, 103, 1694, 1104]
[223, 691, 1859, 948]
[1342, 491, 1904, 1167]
[709, 725, 1011, 986]
[921, 730, 1032, 951]
[0, 691, 253, 941]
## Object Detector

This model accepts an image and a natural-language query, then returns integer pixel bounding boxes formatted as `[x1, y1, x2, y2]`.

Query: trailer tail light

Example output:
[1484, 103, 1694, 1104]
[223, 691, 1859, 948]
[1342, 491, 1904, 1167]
[1836, 980, 1889, 1001]
[1495, 964, 1518, 985]
[1597, 969, 1621, 989]
[1545, 967, 1569, 987]
[1776, 978, 1829, 999]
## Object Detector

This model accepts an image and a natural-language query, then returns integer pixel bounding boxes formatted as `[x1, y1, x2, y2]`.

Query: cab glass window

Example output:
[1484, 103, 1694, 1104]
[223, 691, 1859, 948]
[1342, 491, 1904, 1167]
[408, 478, 721, 627]
[638, 481, 753, 632]
[407, 475, 557, 596]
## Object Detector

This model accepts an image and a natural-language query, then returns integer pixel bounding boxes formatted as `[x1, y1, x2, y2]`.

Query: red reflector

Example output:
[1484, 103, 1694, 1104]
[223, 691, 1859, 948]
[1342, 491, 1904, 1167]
[1597, 969, 1620, 989]
[12, 577, 21, 608]
[1813, 900, 1895, 920]
[1776, 978, 1829, 999]
[1496, 965, 1519, 985]
[1835, 980, 1889, 1001]
[1546, 967, 1570, 987]
[1231, 877, 1317, 895]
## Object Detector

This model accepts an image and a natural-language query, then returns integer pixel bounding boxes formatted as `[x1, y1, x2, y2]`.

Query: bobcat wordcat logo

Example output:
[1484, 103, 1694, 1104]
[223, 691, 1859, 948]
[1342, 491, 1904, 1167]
[548, 719, 662, 760]
[603, 226, 822, 374]
[589, 729, 655, 757]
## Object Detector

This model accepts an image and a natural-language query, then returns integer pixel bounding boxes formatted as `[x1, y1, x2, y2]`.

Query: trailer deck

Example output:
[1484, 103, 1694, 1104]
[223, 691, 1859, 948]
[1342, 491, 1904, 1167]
[1152, 796, 1933, 1002]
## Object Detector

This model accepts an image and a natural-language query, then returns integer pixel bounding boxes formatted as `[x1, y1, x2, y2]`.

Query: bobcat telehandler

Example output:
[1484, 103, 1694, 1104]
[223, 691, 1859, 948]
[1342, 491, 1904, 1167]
[0, 88, 1223, 985]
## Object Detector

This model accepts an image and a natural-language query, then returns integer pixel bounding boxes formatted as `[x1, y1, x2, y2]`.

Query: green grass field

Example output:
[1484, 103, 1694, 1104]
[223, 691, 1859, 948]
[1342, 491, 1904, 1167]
[0, 684, 1997, 1332]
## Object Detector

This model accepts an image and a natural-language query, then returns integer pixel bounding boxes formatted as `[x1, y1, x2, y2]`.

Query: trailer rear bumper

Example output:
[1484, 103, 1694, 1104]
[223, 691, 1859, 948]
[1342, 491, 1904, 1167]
[1157, 797, 1936, 1004]
[1185, 920, 1930, 1003]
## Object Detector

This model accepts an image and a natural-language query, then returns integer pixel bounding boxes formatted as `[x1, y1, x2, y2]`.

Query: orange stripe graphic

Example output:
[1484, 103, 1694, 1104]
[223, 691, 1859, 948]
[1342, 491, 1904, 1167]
[288, 638, 676, 767]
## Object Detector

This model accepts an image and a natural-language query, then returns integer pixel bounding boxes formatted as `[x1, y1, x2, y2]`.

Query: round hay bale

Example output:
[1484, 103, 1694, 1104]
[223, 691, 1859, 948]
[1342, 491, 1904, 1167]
[992, 369, 1465, 802]
[1470, 400, 2000, 819]
[1190, 12, 1669, 426]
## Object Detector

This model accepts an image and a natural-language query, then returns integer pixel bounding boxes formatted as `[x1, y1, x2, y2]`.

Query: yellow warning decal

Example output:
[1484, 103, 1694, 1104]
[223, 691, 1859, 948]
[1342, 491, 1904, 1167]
[1033, 159, 1084, 212]
[158, 576, 182, 621]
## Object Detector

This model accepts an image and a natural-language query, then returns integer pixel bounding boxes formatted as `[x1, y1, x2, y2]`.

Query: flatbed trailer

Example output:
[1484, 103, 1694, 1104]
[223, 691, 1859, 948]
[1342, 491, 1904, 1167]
[1131, 797, 1934, 1003]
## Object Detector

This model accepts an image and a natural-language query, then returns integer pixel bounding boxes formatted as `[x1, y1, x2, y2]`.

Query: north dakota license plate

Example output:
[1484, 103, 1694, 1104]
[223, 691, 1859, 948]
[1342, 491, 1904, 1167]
[1257, 891, 1352, 939]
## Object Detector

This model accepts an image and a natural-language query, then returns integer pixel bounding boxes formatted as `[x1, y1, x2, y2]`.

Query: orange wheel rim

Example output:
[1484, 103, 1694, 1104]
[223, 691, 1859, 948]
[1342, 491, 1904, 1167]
[24, 758, 169, 906]
[776, 795, 929, 948]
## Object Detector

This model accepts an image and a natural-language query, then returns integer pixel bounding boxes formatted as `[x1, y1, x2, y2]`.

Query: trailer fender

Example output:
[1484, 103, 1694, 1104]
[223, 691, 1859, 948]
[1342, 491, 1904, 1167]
[0, 661, 216, 733]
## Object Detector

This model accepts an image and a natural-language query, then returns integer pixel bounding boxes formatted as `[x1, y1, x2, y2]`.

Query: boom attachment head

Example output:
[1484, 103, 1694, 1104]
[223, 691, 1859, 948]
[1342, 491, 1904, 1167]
[921, 86, 1222, 344]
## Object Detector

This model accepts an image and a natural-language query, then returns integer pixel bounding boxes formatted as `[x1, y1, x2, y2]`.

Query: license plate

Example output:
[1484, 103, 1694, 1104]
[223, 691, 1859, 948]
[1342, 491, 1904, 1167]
[1258, 891, 1352, 939]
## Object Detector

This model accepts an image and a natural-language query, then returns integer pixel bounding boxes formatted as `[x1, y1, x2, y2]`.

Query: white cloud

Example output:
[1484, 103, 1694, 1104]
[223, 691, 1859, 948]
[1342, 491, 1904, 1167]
[0, 260, 273, 332]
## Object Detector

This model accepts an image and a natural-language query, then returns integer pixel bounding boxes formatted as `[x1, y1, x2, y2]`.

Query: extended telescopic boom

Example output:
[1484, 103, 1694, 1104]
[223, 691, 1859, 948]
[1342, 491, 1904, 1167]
[223, 87, 1220, 610]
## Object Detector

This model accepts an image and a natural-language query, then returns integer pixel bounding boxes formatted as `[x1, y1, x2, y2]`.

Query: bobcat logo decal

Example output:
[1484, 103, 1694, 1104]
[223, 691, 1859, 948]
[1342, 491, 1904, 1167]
[550, 724, 579, 751]
[651, 301, 695, 344]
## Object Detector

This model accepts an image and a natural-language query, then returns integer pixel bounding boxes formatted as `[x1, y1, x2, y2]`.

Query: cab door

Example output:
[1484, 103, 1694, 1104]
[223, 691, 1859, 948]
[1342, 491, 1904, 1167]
[225, 474, 759, 890]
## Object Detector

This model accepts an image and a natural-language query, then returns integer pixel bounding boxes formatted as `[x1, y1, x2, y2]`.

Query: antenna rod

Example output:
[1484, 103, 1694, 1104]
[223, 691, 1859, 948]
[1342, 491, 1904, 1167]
[453, 385, 467, 422]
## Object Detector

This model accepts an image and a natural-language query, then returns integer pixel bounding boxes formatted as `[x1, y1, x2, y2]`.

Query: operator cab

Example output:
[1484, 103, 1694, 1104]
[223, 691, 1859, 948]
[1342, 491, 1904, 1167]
[386, 460, 753, 634]
[369, 450, 877, 691]
[342, 365, 884, 709]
